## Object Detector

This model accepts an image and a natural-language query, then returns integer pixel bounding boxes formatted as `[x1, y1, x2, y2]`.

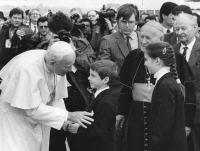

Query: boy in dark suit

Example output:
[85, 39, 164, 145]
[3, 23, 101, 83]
[68, 60, 118, 151]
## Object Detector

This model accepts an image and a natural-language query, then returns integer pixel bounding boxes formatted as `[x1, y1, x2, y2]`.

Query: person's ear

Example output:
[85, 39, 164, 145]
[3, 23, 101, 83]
[103, 77, 109, 84]
[155, 57, 161, 65]
[49, 60, 55, 68]
[162, 14, 166, 20]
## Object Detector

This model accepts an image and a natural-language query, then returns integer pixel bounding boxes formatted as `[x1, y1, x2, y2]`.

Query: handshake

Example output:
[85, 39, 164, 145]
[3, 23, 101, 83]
[62, 111, 94, 132]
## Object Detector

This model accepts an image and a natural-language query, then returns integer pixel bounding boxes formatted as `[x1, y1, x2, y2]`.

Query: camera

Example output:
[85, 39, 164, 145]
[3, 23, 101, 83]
[70, 13, 80, 23]
[98, 10, 116, 18]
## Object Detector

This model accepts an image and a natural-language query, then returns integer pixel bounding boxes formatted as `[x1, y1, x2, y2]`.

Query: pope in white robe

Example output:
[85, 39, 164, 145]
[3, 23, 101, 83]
[0, 41, 93, 151]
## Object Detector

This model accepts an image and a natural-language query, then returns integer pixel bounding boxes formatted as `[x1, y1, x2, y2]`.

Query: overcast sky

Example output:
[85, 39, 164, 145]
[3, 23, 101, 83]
[0, 0, 185, 9]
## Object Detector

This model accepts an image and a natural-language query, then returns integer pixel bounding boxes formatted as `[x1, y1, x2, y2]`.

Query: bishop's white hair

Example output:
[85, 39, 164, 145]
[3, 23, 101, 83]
[44, 41, 76, 63]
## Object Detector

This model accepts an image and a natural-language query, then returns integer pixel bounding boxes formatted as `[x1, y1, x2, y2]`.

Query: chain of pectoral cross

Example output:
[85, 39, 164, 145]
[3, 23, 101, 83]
[145, 66, 152, 93]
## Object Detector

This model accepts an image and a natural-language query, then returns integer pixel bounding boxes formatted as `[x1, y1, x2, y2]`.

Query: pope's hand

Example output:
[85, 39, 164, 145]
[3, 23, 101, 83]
[68, 111, 94, 128]
[115, 115, 125, 131]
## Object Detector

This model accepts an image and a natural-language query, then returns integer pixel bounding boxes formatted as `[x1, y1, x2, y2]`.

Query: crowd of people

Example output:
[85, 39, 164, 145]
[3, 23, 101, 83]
[0, 1, 200, 151]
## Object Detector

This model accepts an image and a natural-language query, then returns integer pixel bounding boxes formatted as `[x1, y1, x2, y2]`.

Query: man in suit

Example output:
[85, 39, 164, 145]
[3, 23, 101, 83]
[98, 3, 140, 71]
[164, 5, 193, 46]
[173, 12, 200, 151]
[29, 9, 40, 34]
[160, 2, 178, 34]
[98, 3, 140, 151]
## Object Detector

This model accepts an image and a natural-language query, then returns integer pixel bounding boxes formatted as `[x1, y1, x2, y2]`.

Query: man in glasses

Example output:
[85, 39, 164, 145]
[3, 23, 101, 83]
[98, 3, 140, 151]
[29, 8, 40, 34]
[28, 16, 50, 49]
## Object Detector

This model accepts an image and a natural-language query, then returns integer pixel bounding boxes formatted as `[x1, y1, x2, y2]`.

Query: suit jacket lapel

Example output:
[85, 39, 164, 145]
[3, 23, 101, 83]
[169, 32, 177, 44]
[188, 39, 200, 68]
[136, 31, 141, 48]
[114, 31, 130, 57]
[173, 42, 181, 52]
[88, 89, 110, 112]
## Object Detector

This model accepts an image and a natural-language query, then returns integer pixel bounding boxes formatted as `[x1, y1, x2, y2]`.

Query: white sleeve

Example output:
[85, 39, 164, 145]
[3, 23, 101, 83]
[30, 102, 68, 130]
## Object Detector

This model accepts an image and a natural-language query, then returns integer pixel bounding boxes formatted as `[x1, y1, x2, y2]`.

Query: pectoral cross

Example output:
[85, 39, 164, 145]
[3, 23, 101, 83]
[146, 77, 152, 93]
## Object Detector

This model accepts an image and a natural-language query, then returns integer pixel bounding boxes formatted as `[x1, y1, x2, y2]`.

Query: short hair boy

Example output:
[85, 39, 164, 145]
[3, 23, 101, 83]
[67, 60, 118, 151]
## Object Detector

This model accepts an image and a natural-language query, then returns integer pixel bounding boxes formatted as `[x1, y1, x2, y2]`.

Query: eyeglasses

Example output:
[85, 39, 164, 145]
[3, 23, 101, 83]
[120, 20, 135, 26]
[31, 13, 40, 16]
[39, 26, 48, 29]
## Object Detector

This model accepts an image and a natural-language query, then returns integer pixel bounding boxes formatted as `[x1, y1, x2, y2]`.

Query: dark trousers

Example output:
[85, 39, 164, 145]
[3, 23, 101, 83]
[110, 85, 125, 151]
[192, 124, 200, 151]
[49, 128, 67, 151]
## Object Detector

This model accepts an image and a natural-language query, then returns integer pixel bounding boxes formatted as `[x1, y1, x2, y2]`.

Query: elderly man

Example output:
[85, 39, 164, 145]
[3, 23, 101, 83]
[0, 41, 93, 151]
[29, 9, 40, 34]
[173, 13, 200, 151]
[116, 21, 195, 151]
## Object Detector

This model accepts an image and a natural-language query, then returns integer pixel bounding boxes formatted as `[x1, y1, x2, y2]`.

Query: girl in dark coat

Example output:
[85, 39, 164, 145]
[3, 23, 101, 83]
[144, 41, 188, 151]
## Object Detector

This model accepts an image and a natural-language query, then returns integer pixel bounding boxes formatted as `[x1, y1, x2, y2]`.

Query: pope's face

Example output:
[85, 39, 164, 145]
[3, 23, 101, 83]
[52, 55, 75, 76]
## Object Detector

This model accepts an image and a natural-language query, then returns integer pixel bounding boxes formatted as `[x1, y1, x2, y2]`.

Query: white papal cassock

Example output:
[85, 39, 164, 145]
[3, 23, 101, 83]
[0, 50, 69, 151]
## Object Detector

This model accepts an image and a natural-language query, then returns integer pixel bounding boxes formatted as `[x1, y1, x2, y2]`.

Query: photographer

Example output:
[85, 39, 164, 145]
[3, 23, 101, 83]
[78, 18, 93, 42]
[99, 7, 118, 33]
[0, 8, 33, 70]
[87, 10, 98, 26]
[89, 8, 115, 54]
[70, 8, 82, 23]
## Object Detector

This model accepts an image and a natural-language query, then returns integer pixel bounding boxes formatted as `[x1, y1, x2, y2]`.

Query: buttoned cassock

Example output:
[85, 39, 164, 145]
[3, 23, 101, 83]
[0, 50, 68, 151]
[118, 49, 195, 151]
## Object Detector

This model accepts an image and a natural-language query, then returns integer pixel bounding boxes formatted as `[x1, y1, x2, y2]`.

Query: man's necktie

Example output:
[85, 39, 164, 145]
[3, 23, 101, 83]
[34, 26, 37, 34]
[167, 29, 171, 33]
[126, 36, 132, 51]
[182, 46, 188, 58]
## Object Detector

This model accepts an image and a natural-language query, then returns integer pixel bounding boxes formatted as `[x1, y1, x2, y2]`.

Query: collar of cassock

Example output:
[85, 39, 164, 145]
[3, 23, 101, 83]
[154, 67, 170, 84]
[43, 56, 52, 74]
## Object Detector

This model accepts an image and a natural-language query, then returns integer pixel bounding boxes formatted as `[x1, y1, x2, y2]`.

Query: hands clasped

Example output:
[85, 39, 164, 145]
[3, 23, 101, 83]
[67, 111, 94, 129]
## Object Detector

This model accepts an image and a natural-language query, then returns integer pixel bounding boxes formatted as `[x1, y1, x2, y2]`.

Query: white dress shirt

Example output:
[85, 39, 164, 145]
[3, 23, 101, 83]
[122, 31, 139, 50]
[180, 37, 196, 62]
[30, 22, 38, 33]
[94, 86, 109, 98]
[163, 26, 173, 33]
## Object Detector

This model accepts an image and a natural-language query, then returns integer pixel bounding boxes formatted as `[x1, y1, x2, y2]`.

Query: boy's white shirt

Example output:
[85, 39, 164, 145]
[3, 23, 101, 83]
[94, 86, 110, 98]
